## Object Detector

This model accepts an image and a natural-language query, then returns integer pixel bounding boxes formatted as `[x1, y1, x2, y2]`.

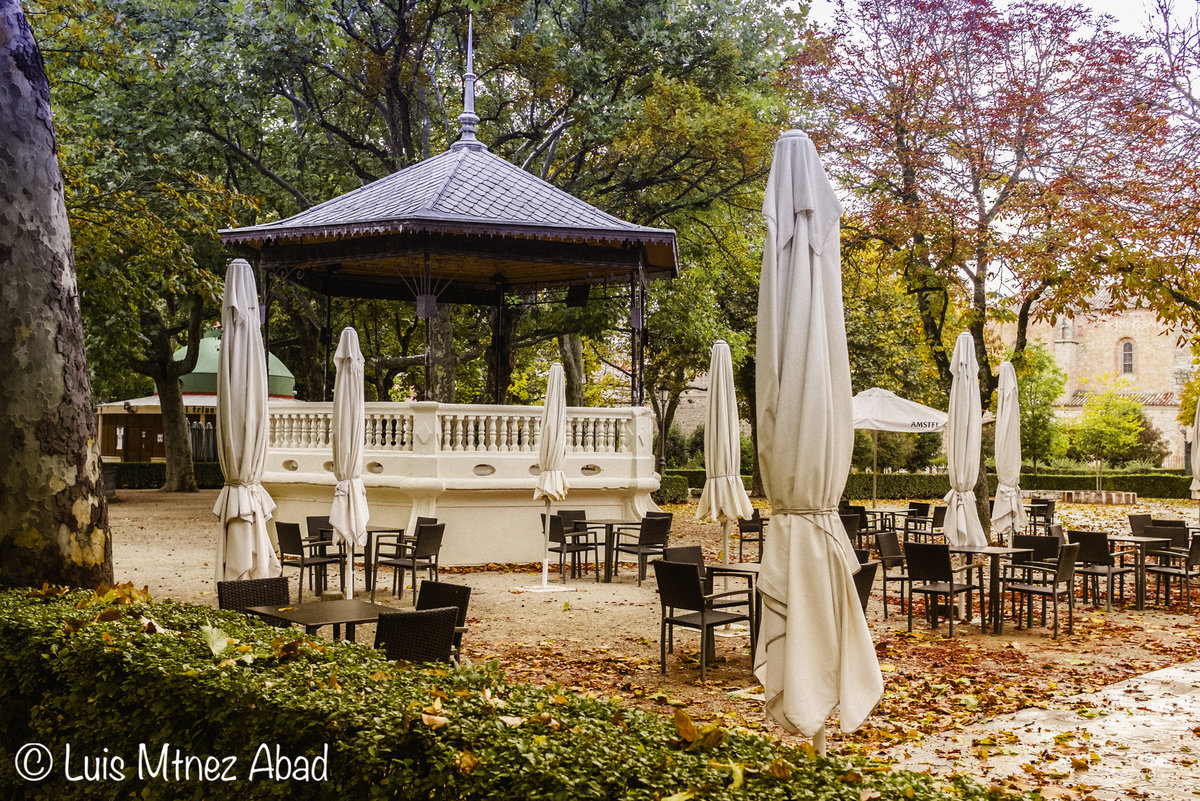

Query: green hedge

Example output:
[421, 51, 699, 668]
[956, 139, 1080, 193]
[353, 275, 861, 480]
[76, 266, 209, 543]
[665, 470, 753, 491]
[0, 587, 1009, 801]
[107, 462, 224, 490]
[652, 475, 689, 504]
[1021, 473, 1193, 498]
[842, 471, 1193, 501]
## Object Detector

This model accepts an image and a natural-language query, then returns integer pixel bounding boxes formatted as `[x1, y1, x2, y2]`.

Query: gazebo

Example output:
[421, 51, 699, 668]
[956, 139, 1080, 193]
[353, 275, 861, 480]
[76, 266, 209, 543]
[219, 27, 676, 405]
[216, 27, 677, 564]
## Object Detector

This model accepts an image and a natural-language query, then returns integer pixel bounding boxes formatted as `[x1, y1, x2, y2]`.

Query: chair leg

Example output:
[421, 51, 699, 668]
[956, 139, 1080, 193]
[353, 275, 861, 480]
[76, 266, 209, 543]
[947, 594, 954, 638]
[907, 587, 913, 632]
[660, 616, 667, 674]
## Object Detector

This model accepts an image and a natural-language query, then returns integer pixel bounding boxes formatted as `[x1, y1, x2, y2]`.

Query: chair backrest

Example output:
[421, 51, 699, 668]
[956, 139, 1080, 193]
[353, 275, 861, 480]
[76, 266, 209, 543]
[653, 560, 707, 611]
[217, 576, 290, 613]
[751, 507, 763, 520]
[305, 515, 333, 542]
[930, 506, 947, 527]
[276, 522, 304, 557]
[904, 542, 952, 582]
[412, 523, 446, 558]
[639, 514, 672, 547]
[737, 517, 763, 534]
[1128, 513, 1152, 535]
[908, 501, 931, 517]
[1144, 524, 1188, 549]
[416, 580, 471, 630]
[1187, 535, 1200, 567]
[853, 548, 870, 564]
[1047, 524, 1066, 545]
[852, 562, 878, 614]
[546, 514, 567, 545]
[413, 516, 437, 530]
[1151, 518, 1187, 528]
[661, 545, 704, 566]
[374, 607, 458, 663]
[557, 510, 587, 530]
[1012, 534, 1059, 563]
[1067, 530, 1112, 565]
[839, 513, 861, 542]
[1051, 542, 1080, 584]
[875, 530, 904, 567]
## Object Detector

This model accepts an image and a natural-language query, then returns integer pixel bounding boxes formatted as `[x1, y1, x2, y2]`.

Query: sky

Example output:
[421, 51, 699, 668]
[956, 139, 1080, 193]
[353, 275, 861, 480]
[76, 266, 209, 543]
[803, 0, 1188, 34]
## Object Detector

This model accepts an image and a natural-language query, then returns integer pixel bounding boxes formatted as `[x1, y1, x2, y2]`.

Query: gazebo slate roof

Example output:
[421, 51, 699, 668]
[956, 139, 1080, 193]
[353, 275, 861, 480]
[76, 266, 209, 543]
[220, 140, 677, 305]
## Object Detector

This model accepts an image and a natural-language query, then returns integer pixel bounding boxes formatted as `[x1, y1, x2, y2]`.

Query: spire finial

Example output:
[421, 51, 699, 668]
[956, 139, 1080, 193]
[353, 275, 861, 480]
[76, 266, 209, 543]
[457, 14, 480, 144]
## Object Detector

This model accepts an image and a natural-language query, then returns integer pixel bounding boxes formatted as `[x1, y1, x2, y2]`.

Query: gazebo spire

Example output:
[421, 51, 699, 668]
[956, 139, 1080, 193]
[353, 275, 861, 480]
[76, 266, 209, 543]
[455, 14, 481, 147]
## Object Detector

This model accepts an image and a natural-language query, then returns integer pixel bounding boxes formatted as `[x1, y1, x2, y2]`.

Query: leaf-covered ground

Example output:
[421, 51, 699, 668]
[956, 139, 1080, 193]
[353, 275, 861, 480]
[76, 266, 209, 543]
[110, 491, 1200, 798]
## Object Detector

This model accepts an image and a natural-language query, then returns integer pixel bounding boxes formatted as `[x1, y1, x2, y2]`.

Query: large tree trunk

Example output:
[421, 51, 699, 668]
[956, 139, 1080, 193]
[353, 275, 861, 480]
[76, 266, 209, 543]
[737, 356, 763, 497]
[155, 375, 196, 491]
[0, 1, 112, 587]
[558, 334, 585, 407]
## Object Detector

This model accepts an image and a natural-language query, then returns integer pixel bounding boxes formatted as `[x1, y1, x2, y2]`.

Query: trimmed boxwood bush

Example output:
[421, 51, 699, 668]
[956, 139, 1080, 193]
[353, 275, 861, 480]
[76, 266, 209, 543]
[652, 475, 689, 504]
[110, 462, 224, 490]
[0, 586, 1013, 801]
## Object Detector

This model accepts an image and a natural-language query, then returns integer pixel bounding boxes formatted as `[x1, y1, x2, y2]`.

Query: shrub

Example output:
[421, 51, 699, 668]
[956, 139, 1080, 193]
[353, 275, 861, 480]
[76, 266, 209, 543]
[652, 475, 689, 504]
[110, 462, 224, 490]
[0, 586, 1011, 801]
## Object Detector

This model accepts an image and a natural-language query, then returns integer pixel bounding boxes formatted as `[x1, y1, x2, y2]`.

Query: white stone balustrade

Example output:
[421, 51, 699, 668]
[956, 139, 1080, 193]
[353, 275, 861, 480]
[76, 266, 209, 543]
[262, 400, 660, 565]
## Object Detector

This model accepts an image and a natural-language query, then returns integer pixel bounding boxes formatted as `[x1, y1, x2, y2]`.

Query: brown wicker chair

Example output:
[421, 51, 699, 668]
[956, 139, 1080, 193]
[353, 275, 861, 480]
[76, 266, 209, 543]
[652, 560, 755, 683]
[1003, 542, 1080, 638]
[374, 606, 458, 663]
[905, 541, 982, 637]
[216, 576, 291, 627]
[614, 514, 671, 585]
[372, 522, 445, 603]
[415, 580, 472, 660]
[277, 522, 345, 601]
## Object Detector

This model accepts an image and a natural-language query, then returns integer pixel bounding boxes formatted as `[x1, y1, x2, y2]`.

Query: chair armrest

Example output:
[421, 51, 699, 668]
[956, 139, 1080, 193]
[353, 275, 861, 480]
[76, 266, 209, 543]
[705, 589, 753, 604]
[454, 626, 468, 634]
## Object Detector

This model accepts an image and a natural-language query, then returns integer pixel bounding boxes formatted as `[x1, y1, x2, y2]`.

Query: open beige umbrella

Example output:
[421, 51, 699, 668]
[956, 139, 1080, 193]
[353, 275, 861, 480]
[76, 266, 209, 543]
[990, 362, 1026, 543]
[753, 130, 882, 752]
[330, 327, 369, 599]
[213, 259, 281, 581]
[697, 340, 754, 562]
[851, 387, 947, 508]
[531, 362, 570, 591]
[943, 331, 988, 548]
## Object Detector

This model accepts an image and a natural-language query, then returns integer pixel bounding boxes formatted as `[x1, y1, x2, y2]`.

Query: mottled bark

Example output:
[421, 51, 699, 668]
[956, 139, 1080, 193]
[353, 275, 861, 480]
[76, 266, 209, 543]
[0, 0, 111, 587]
[558, 334, 585, 407]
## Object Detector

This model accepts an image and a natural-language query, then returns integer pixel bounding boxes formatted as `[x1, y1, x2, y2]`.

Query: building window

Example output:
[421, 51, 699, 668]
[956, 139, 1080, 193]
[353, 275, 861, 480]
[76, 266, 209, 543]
[1057, 318, 1073, 342]
[1119, 339, 1134, 375]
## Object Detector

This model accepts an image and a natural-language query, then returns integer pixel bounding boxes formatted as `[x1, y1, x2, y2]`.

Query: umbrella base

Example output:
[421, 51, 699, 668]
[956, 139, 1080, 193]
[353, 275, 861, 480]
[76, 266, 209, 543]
[517, 584, 578, 593]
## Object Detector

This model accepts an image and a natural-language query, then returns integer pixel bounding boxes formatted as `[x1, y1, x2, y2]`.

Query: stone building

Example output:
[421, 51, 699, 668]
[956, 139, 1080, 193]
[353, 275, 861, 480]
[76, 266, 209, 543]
[1005, 304, 1195, 469]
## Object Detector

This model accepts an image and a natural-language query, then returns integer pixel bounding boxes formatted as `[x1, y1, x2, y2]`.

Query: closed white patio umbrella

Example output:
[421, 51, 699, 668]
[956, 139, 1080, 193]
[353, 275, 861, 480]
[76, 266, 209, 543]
[753, 130, 882, 752]
[851, 387, 947, 507]
[990, 362, 1026, 543]
[696, 340, 754, 562]
[1191, 401, 1199, 521]
[529, 362, 572, 592]
[943, 332, 988, 548]
[213, 259, 281, 581]
[330, 327, 369, 599]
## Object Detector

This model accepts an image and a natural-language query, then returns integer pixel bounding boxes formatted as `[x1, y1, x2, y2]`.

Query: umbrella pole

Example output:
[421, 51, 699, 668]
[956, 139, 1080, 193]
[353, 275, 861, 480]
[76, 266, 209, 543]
[872, 431, 878, 509]
[541, 498, 552, 589]
[346, 543, 354, 600]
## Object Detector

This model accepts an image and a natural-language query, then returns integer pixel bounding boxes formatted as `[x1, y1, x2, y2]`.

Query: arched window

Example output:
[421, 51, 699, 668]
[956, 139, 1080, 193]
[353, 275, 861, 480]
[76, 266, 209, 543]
[1058, 318, 1072, 341]
[1119, 339, 1134, 375]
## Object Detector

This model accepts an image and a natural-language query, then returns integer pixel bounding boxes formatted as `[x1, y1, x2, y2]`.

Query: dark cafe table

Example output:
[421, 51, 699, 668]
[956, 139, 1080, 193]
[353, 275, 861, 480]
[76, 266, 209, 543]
[949, 545, 1032, 635]
[247, 599, 385, 642]
[1109, 533, 1172, 610]
[575, 518, 641, 582]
